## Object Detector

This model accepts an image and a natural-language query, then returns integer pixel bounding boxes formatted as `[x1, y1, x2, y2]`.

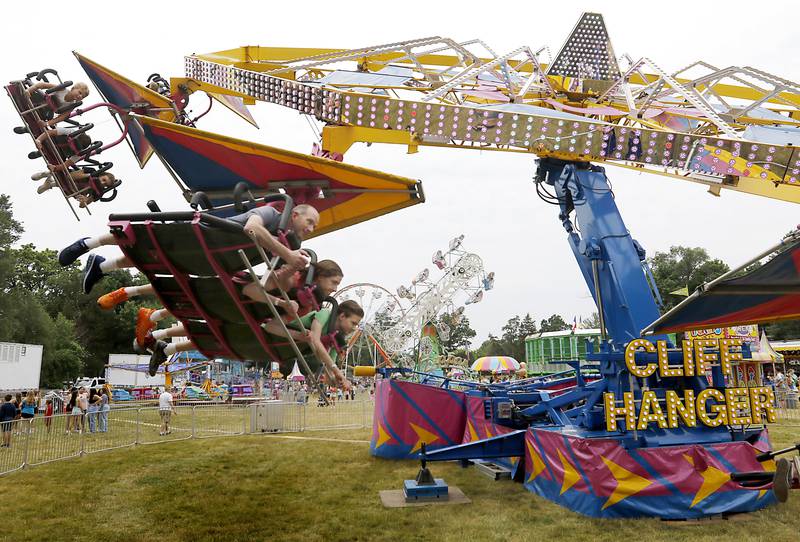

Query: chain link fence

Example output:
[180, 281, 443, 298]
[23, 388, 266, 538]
[0, 399, 373, 476]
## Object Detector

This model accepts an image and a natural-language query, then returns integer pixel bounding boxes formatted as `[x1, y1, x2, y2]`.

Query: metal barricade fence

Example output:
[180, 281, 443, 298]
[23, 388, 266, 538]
[0, 399, 376, 476]
[775, 390, 800, 422]
[192, 403, 248, 439]
[302, 398, 373, 432]
[136, 406, 194, 445]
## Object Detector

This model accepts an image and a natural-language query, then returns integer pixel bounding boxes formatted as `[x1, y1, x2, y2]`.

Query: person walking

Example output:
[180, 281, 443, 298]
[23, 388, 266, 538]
[158, 387, 177, 436]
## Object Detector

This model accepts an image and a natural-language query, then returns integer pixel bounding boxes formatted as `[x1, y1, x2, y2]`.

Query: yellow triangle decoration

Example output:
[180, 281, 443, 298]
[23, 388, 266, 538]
[683, 454, 731, 508]
[409, 422, 440, 453]
[485, 426, 494, 438]
[753, 453, 774, 500]
[374, 423, 392, 448]
[557, 450, 581, 495]
[600, 455, 653, 510]
[526, 440, 547, 483]
[467, 421, 479, 442]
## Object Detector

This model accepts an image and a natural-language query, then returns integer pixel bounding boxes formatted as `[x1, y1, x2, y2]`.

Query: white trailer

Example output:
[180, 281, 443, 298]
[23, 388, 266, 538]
[0, 342, 43, 391]
[106, 354, 165, 387]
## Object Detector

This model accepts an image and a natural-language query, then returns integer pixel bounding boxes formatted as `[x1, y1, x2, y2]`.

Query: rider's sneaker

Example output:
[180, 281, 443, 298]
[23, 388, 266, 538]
[31, 171, 49, 181]
[82, 254, 105, 294]
[135, 308, 156, 347]
[774, 458, 791, 503]
[148, 341, 168, 377]
[97, 288, 128, 310]
[36, 179, 55, 194]
[14, 126, 28, 134]
[58, 237, 90, 266]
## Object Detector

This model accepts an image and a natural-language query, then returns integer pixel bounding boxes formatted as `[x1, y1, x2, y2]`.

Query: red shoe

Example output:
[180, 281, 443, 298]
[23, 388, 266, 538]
[135, 308, 156, 347]
[97, 288, 129, 310]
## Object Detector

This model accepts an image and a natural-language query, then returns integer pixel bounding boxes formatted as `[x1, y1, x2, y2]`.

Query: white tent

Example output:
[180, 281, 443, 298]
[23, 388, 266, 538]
[751, 332, 784, 363]
[287, 361, 305, 381]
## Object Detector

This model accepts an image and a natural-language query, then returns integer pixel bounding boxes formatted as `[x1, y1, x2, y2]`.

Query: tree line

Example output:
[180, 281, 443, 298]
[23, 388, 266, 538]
[2, 193, 798, 385]
[0, 195, 160, 387]
[433, 245, 800, 362]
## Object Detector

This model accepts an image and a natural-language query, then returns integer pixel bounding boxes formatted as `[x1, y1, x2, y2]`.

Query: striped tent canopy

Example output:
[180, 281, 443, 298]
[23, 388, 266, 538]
[470, 356, 520, 373]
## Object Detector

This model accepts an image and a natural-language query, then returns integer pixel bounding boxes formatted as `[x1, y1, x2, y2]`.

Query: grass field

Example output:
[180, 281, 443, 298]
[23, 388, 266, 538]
[1, 422, 799, 542]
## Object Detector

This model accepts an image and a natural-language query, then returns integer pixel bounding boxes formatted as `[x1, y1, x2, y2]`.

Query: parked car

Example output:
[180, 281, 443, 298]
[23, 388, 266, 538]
[73, 377, 106, 390]
[111, 388, 132, 401]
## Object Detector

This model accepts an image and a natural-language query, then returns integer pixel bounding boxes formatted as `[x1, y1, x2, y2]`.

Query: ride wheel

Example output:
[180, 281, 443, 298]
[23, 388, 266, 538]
[334, 283, 405, 370]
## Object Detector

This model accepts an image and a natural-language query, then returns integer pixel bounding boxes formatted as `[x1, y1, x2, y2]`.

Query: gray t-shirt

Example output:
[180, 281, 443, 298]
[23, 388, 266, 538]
[229, 205, 282, 233]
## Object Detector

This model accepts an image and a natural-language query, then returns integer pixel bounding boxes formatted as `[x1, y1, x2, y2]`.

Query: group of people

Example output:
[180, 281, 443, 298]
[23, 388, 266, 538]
[65, 387, 111, 434]
[58, 200, 364, 390]
[0, 391, 40, 447]
[17, 78, 121, 207]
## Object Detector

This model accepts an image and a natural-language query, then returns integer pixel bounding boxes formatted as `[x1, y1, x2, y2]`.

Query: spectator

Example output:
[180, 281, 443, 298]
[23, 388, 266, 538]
[87, 389, 101, 433]
[98, 388, 110, 433]
[0, 395, 16, 447]
[67, 389, 80, 433]
[12, 393, 22, 434]
[20, 391, 36, 422]
[44, 399, 54, 434]
[77, 387, 89, 433]
[158, 387, 177, 436]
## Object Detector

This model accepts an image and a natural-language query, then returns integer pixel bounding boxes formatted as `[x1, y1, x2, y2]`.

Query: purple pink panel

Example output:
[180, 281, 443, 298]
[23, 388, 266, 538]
[524, 427, 777, 518]
[370, 379, 466, 459]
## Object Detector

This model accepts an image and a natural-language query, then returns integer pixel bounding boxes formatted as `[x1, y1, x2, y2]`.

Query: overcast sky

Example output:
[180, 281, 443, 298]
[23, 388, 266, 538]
[2, 1, 798, 347]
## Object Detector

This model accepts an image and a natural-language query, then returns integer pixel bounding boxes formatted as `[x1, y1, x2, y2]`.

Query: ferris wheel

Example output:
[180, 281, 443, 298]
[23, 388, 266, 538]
[333, 283, 406, 370]
[335, 235, 494, 371]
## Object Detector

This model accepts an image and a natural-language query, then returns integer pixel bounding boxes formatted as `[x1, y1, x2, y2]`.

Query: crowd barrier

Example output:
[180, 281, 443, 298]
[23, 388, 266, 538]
[0, 399, 373, 476]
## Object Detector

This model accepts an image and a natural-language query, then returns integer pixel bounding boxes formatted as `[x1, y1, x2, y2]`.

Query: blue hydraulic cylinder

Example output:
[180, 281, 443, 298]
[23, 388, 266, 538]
[537, 159, 667, 347]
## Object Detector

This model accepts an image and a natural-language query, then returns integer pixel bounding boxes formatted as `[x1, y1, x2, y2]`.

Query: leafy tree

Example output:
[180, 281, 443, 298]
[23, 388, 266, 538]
[539, 314, 570, 333]
[0, 194, 24, 339]
[649, 246, 729, 312]
[40, 314, 84, 388]
[433, 312, 476, 352]
[498, 314, 538, 361]
[581, 312, 601, 329]
[475, 334, 506, 358]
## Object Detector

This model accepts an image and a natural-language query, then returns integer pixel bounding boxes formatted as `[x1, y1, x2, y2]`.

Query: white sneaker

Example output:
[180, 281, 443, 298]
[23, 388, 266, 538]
[37, 179, 56, 194]
[31, 171, 50, 181]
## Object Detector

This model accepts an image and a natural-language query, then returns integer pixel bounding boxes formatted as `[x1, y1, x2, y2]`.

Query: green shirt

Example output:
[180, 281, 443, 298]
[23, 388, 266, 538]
[266, 309, 337, 374]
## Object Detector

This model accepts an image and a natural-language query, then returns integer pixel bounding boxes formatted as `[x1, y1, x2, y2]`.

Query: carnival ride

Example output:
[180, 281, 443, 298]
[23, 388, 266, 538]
[7, 10, 800, 520]
[335, 235, 493, 372]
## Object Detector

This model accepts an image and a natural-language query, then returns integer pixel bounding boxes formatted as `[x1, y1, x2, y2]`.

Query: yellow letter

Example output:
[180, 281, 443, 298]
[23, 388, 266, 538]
[624, 339, 657, 378]
[749, 387, 777, 423]
[637, 390, 668, 430]
[604, 392, 636, 432]
[725, 387, 752, 425]
[696, 388, 729, 427]
[681, 340, 695, 376]
[718, 339, 742, 377]
[657, 340, 684, 377]
[665, 389, 696, 428]
[694, 339, 718, 376]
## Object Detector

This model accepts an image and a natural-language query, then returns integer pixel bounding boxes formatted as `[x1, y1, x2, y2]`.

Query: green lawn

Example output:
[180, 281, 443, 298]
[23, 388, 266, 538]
[1, 423, 799, 542]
